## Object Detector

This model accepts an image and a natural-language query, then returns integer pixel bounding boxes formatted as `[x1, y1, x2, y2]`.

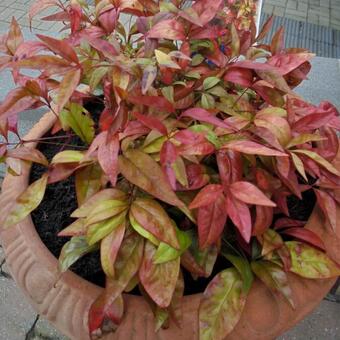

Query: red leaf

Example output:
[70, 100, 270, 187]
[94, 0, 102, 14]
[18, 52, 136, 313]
[281, 227, 325, 251]
[252, 206, 273, 236]
[29, 0, 59, 25]
[224, 67, 253, 87]
[314, 189, 337, 232]
[139, 241, 180, 308]
[271, 26, 284, 55]
[0, 88, 37, 121]
[216, 150, 242, 187]
[177, 164, 209, 191]
[230, 60, 277, 71]
[83, 36, 119, 58]
[37, 34, 79, 64]
[189, 184, 224, 209]
[88, 285, 124, 336]
[229, 181, 276, 207]
[225, 195, 252, 243]
[198, 194, 227, 248]
[223, 140, 287, 157]
[181, 108, 234, 130]
[16, 55, 73, 75]
[268, 53, 314, 75]
[6, 17, 23, 55]
[129, 94, 174, 112]
[193, 0, 223, 26]
[160, 141, 178, 189]
[57, 68, 81, 113]
[256, 15, 274, 41]
[133, 112, 167, 135]
[98, 132, 120, 186]
[274, 217, 306, 229]
[292, 111, 337, 133]
[148, 19, 186, 40]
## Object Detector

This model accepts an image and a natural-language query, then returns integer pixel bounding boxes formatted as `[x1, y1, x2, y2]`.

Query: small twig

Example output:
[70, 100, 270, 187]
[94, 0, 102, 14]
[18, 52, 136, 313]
[0, 258, 11, 279]
[25, 314, 40, 340]
[232, 87, 249, 109]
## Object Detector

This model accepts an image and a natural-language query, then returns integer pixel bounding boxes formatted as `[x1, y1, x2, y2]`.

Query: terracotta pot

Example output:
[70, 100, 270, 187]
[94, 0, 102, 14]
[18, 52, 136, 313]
[0, 112, 339, 340]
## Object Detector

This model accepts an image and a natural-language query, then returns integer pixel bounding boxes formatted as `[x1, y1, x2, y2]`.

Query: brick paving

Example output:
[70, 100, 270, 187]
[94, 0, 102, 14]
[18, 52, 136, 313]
[0, 0, 64, 32]
[263, 0, 340, 30]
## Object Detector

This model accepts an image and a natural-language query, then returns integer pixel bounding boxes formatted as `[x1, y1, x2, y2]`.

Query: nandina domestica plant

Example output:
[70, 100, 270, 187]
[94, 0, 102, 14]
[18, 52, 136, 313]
[1, 0, 340, 339]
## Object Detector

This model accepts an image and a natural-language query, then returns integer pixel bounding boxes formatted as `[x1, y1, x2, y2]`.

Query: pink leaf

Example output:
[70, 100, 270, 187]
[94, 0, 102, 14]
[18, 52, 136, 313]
[148, 19, 186, 40]
[223, 140, 287, 157]
[230, 181, 276, 207]
[189, 184, 224, 209]
[281, 227, 325, 251]
[225, 194, 252, 243]
[181, 107, 233, 129]
[314, 189, 337, 232]
[98, 132, 120, 186]
[133, 112, 167, 135]
[198, 194, 227, 248]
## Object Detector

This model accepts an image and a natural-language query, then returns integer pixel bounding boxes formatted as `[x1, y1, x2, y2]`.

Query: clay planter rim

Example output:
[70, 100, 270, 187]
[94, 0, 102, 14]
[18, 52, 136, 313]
[0, 111, 339, 340]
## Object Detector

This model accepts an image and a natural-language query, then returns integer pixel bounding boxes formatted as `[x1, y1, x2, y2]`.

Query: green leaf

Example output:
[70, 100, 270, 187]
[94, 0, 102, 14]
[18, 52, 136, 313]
[85, 199, 128, 226]
[286, 133, 326, 149]
[59, 236, 98, 272]
[131, 198, 180, 249]
[230, 23, 240, 57]
[161, 86, 174, 103]
[251, 260, 295, 308]
[129, 211, 160, 246]
[199, 268, 246, 340]
[4, 173, 48, 228]
[291, 149, 340, 176]
[203, 77, 221, 90]
[222, 253, 253, 293]
[201, 93, 215, 109]
[89, 66, 108, 91]
[60, 103, 95, 144]
[207, 86, 228, 98]
[290, 152, 307, 182]
[189, 124, 221, 148]
[155, 49, 180, 69]
[185, 71, 201, 79]
[286, 241, 340, 278]
[75, 163, 102, 206]
[86, 212, 127, 245]
[100, 221, 126, 278]
[153, 229, 192, 264]
[191, 54, 204, 66]
[261, 229, 283, 256]
[51, 150, 84, 164]
[71, 188, 127, 218]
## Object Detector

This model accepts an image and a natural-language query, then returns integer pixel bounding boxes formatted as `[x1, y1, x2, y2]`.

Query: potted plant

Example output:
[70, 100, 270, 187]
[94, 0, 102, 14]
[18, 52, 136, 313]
[0, 0, 340, 339]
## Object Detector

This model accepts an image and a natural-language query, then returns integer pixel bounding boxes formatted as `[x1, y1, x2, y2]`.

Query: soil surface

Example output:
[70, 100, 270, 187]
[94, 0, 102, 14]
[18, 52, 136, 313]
[30, 101, 316, 292]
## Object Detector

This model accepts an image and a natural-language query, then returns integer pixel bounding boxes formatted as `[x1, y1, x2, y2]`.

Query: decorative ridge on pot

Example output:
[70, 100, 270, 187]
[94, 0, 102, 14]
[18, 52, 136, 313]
[0, 1, 340, 340]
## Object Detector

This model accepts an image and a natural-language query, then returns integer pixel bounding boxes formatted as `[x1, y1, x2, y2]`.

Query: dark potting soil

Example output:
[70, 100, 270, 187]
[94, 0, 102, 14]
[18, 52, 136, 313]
[30, 102, 316, 293]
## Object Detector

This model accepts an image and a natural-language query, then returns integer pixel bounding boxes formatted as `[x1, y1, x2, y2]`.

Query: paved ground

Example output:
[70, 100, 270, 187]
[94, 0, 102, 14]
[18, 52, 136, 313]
[0, 0, 64, 32]
[263, 0, 340, 30]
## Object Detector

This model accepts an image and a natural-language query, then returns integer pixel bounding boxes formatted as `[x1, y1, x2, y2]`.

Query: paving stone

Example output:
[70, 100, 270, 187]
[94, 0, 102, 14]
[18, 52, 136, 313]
[263, 3, 274, 13]
[286, 8, 307, 19]
[273, 5, 286, 16]
[287, 0, 298, 9]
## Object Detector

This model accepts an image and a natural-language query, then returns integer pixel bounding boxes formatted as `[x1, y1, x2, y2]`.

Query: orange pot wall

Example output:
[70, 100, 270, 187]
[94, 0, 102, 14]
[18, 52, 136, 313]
[1, 112, 339, 340]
